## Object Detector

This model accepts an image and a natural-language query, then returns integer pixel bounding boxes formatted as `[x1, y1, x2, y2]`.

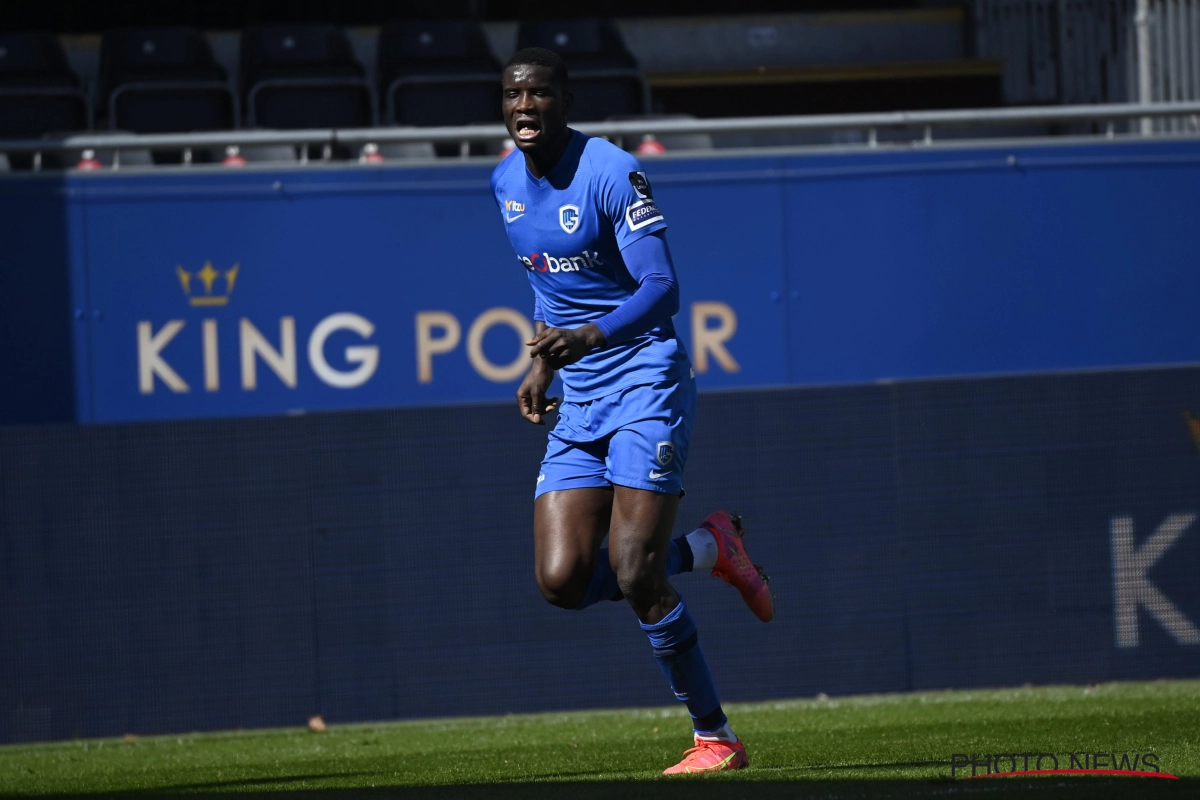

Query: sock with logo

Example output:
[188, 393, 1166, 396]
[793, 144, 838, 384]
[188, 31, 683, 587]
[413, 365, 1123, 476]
[640, 594, 727, 735]
[574, 538, 693, 610]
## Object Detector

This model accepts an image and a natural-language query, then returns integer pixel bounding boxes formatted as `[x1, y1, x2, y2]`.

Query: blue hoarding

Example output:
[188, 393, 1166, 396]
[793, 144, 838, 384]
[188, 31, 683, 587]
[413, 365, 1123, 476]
[2, 137, 1199, 424]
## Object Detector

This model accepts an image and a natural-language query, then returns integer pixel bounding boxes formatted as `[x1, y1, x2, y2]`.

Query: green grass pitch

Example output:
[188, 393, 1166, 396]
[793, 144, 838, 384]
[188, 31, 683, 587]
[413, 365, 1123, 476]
[1, 680, 1197, 799]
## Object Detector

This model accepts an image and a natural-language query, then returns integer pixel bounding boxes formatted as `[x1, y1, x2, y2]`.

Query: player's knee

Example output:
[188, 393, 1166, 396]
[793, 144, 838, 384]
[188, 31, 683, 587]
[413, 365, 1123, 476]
[535, 561, 590, 609]
[610, 545, 659, 600]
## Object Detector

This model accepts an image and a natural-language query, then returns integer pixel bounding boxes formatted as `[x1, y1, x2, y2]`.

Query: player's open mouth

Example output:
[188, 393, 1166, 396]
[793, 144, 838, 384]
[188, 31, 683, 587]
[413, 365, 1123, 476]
[514, 118, 541, 142]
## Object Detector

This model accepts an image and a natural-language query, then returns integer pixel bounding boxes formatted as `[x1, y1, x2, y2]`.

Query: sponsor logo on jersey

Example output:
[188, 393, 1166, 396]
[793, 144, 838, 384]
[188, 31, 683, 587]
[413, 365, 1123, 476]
[628, 171, 653, 199]
[504, 199, 526, 223]
[626, 199, 665, 230]
[519, 250, 606, 274]
[559, 204, 581, 234]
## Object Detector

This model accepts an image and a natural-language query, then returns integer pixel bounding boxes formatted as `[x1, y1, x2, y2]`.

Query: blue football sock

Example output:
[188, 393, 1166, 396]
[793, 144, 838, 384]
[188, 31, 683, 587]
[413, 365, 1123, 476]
[640, 594, 727, 734]
[574, 538, 691, 610]
[669, 536, 695, 575]
[574, 553, 622, 609]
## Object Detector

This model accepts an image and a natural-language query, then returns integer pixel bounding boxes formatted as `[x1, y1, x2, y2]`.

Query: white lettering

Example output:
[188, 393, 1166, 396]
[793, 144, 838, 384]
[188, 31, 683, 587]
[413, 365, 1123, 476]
[308, 313, 379, 389]
[240, 317, 297, 390]
[137, 320, 189, 394]
[203, 319, 219, 392]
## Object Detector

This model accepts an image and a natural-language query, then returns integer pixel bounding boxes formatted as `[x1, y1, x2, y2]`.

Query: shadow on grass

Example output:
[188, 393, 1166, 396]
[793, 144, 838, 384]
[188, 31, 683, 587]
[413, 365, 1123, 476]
[8, 777, 1194, 800]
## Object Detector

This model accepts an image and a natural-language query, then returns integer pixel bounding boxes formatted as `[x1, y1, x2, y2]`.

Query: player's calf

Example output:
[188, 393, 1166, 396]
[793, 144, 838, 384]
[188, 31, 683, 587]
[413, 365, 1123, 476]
[609, 543, 672, 620]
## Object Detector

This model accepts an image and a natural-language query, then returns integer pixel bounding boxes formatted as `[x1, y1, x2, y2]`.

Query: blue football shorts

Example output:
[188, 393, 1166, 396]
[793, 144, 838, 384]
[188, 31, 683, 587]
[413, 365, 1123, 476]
[535, 370, 698, 498]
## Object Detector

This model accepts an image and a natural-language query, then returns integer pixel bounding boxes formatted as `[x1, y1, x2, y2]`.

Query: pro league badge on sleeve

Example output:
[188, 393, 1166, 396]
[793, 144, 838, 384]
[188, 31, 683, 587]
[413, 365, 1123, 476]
[626, 171, 664, 230]
[629, 171, 653, 199]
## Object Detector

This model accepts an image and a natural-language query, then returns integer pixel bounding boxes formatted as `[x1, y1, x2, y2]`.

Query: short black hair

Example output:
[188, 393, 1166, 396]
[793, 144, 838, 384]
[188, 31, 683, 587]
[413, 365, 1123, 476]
[504, 47, 569, 91]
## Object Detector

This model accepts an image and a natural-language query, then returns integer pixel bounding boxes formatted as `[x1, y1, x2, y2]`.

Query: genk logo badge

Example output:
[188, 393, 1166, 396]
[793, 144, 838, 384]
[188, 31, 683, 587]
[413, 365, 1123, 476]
[559, 204, 581, 234]
[655, 441, 675, 467]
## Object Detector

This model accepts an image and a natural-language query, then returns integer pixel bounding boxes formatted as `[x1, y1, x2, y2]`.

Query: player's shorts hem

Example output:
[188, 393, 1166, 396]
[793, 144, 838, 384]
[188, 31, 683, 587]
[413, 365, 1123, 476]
[534, 475, 611, 499]
[607, 474, 682, 495]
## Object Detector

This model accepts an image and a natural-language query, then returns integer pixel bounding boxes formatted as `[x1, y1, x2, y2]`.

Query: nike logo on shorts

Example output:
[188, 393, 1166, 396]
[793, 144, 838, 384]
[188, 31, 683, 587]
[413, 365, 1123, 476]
[649, 470, 671, 480]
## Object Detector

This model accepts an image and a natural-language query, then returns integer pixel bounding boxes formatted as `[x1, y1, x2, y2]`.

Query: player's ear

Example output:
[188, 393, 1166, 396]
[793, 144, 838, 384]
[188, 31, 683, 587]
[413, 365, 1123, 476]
[561, 89, 574, 115]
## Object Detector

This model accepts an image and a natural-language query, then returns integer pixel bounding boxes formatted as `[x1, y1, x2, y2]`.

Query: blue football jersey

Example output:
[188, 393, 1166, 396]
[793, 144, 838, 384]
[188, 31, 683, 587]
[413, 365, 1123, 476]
[490, 130, 689, 401]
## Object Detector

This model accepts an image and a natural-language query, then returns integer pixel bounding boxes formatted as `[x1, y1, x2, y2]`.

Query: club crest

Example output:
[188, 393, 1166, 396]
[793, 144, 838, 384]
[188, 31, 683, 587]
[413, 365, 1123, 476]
[559, 204, 581, 234]
[655, 441, 675, 467]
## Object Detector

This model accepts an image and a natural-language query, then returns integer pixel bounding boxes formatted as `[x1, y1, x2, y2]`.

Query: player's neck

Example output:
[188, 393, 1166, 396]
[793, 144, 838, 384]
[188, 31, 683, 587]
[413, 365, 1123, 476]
[523, 128, 573, 180]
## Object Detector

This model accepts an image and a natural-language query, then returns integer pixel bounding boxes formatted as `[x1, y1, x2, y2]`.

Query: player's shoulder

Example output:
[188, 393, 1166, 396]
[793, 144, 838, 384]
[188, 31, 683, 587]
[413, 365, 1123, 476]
[490, 149, 523, 194]
[578, 132, 642, 183]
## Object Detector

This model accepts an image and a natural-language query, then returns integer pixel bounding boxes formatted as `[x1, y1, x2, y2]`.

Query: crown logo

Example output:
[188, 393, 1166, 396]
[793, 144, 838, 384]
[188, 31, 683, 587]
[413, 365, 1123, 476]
[176, 261, 239, 306]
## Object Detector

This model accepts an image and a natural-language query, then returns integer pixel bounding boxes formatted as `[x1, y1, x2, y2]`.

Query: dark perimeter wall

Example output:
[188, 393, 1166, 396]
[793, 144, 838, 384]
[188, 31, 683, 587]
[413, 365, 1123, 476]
[4, 366, 1200, 744]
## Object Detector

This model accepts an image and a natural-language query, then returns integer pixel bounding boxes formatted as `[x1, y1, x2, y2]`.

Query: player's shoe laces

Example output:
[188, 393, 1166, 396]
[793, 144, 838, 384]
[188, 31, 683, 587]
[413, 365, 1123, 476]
[701, 511, 775, 623]
[663, 736, 749, 774]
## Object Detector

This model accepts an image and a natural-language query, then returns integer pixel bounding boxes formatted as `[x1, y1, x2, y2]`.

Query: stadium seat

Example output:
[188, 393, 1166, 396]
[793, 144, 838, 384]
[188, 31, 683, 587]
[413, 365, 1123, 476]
[241, 23, 375, 130]
[378, 19, 501, 128]
[0, 33, 90, 142]
[516, 20, 637, 71]
[516, 20, 648, 121]
[99, 28, 237, 134]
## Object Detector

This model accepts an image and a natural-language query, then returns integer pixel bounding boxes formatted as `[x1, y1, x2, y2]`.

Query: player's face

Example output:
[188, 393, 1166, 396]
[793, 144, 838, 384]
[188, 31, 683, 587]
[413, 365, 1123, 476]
[502, 64, 571, 154]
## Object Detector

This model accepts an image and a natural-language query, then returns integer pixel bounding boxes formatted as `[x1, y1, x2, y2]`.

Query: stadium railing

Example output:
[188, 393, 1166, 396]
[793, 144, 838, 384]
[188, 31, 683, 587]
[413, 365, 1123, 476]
[1, 100, 1199, 169]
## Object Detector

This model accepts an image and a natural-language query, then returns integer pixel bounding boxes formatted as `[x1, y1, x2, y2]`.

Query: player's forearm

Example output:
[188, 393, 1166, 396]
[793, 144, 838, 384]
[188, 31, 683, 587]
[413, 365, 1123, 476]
[594, 231, 680, 346]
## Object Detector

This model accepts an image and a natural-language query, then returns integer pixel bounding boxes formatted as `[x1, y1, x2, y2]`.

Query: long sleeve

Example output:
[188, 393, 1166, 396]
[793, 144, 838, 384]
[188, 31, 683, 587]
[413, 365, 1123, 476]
[593, 230, 679, 346]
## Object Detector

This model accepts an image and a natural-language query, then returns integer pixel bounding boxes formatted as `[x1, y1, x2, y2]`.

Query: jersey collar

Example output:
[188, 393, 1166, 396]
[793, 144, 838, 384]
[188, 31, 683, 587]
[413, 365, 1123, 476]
[524, 128, 583, 188]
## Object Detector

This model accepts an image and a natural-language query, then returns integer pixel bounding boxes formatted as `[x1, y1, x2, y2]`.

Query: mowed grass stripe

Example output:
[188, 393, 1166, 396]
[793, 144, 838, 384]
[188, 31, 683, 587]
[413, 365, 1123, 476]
[0, 680, 1196, 799]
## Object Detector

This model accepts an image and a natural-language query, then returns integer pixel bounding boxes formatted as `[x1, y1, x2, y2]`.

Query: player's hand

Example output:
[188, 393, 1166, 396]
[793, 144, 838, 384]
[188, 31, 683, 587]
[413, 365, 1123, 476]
[527, 323, 606, 371]
[517, 359, 559, 425]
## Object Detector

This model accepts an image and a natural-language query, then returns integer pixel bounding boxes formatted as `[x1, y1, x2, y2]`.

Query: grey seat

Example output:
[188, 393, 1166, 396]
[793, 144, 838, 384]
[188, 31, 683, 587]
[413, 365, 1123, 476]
[100, 28, 236, 133]
[378, 19, 501, 128]
[0, 32, 90, 167]
[516, 20, 647, 121]
[241, 23, 375, 129]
